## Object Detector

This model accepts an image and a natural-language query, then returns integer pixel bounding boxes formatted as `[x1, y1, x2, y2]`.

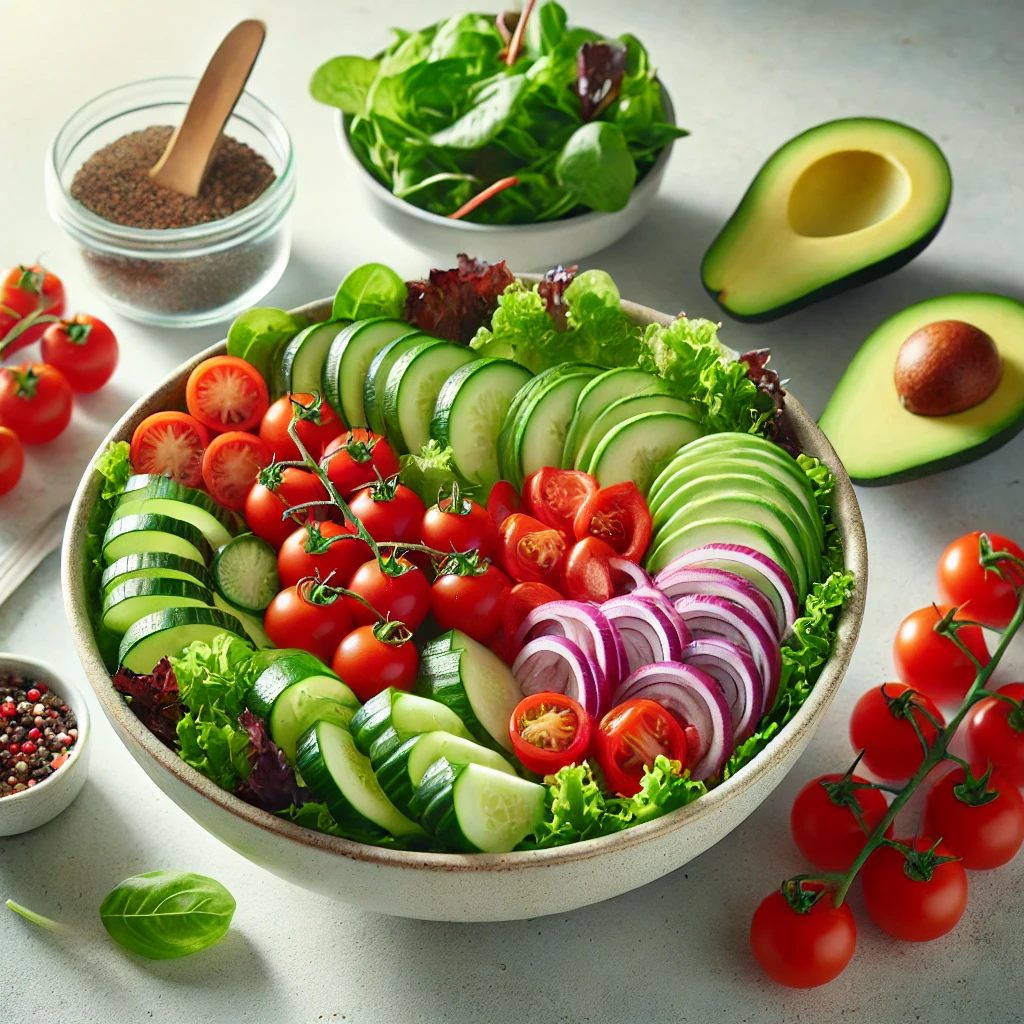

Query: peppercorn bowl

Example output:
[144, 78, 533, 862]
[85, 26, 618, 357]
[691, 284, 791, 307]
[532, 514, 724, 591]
[0, 654, 91, 837]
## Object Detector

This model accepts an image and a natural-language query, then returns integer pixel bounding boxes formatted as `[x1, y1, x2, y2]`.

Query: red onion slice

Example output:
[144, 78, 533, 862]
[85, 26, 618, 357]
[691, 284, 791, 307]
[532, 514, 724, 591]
[512, 635, 602, 718]
[608, 557, 653, 595]
[655, 565, 781, 641]
[672, 594, 781, 713]
[602, 595, 690, 674]
[683, 638, 763, 743]
[612, 662, 733, 781]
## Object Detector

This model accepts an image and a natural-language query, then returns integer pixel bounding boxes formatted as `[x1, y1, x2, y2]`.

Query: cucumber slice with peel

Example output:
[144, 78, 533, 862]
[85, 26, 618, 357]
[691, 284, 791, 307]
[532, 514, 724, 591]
[102, 578, 214, 636]
[587, 412, 704, 494]
[212, 533, 279, 613]
[118, 607, 245, 672]
[211, 594, 273, 650]
[280, 319, 351, 397]
[102, 514, 213, 566]
[350, 688, 474, 765]
[363, 333, 426, 436]
[115, 475, 241, 549]
[101, 553, 214, 597]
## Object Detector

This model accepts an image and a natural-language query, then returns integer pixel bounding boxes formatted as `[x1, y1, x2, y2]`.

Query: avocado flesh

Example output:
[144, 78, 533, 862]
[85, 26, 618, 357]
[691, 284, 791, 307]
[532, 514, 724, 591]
[702, 118, 951, 321]
[819, 293, 1024, 484]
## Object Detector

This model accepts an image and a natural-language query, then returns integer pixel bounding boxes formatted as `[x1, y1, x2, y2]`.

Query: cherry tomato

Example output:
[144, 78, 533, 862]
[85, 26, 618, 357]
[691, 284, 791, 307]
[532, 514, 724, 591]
[893, 604, 990, 706]
[422, 486, 497, 557]
[0, 426, 24, 495]
[185, 355, 269, 433]
[790, 773, 892, 871]
[938, 531, 1024, 630]
[258, 393, 342, 463]
[278, 520, 371, 590]
[130, 411, 209, 488]
[0, 363, 73, 445]
[499, 512, 567, 586]
[349, 478, 425, 545]
[0, 264, 65, 351]
[967, 682, 1024, 788]
[431, 559, 511, 643]
[923, 767, 1024, 869]
[264, 578, 355, 662]
[244, 466, 326, 549]
[750, 882, 856, 989]
[595, 698, 688, 797]
[346, 557, 431, 629]
[564, 536, 618, 603]
[849, 683, 944, 781]
[487, 479, 524, 529]
[322, 429, 399, 495]
[39, 315, 118, 393]
[573, 482, 651, 562]
[524, 468, 597, 536]
[331, 622, 418, 702]
[861, 837, 968, 942]
[509, 692, 592, 775]
[200, 431, 271, 511]
[503, 581, 563, 649]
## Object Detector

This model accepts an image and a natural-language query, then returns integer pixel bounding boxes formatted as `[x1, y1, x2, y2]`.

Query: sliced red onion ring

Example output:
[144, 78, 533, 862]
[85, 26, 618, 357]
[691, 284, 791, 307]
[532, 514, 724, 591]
[601, 595, 690, 674]
[672, 594, 781, 713]
[655, 565, 780, 641]
[683, 638, 763, 743]
[659, 545, 798, 638]
[512, 635, 602, 718]
[612, 662, 733, 781]
[608, 557, 653, 595]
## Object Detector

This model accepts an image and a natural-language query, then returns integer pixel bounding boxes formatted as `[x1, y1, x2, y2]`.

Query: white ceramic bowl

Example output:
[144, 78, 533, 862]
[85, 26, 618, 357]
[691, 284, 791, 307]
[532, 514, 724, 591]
[335, 92, 678, 270]
[0, 654, 91, 837]
[62, 294, 867, 922]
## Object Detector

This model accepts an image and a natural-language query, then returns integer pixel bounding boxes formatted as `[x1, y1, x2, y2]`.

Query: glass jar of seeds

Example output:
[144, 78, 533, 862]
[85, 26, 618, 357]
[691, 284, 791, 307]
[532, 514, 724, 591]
[45, 77, 295, 328]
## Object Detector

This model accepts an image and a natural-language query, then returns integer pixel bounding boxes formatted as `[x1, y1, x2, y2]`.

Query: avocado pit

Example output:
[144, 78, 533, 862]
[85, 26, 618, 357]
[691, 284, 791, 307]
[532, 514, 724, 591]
[894, 319, 1001, 416]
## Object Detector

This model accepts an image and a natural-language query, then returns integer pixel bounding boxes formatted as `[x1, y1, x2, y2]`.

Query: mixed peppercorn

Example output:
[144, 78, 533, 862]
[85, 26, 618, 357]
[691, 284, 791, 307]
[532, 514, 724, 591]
[0, 674, 77, 797]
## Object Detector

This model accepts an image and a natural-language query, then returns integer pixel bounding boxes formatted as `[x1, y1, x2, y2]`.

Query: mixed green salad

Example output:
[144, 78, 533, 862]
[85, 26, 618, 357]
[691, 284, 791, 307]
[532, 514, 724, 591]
[311, 3, 685, 222]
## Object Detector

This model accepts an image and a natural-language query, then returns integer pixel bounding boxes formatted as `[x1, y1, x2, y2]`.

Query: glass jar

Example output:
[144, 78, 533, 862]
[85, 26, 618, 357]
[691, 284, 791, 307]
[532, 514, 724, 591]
[45, 76, 295, 328]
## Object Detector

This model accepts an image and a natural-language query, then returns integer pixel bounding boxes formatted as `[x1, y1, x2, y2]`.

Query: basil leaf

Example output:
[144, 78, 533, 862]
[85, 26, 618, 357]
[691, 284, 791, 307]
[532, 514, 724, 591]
[100, 871, 236, 960]
[309, 56, 380, 114]
[555, 121, 636, 212]
[333, 263, 408, 321]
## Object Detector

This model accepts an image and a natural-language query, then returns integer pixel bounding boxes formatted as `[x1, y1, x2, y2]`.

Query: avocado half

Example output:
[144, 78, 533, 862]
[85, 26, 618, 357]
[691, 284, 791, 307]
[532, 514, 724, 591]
[702, 118, 952, 322]
[819, 293, 1024, 485]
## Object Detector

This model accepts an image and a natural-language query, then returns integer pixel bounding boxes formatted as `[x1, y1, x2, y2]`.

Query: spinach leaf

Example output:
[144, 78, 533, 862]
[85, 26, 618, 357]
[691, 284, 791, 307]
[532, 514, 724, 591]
[556, 121, 636, 212]
[226, 307, 308, 385]
[309, 56, 380, 114]
[99, 871, 235, 960]
[430, 74, 528, 149]
[332, 263, 408, 321]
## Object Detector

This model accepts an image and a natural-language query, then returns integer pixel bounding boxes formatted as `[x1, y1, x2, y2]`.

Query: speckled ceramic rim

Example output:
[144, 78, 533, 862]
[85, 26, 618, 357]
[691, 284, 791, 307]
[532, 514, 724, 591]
[61, 292, 867, 873]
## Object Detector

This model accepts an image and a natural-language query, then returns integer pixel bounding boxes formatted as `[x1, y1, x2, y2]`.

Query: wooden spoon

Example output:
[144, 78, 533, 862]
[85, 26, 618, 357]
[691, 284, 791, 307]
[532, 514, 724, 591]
[149, 19, 266, 198]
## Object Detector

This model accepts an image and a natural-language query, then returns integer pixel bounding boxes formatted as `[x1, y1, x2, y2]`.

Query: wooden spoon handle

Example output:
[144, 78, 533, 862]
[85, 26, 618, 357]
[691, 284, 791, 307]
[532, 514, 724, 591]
[149, 19, 266, 198]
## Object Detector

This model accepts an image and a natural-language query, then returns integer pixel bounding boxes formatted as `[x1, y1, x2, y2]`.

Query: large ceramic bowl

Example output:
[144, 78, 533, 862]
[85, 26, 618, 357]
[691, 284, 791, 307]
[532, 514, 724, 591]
[62, 294, 867, 922]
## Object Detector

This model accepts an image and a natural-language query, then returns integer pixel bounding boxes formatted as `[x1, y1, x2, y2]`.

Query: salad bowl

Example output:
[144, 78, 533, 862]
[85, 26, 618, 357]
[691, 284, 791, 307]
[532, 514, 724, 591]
[62, 293, 867, 922]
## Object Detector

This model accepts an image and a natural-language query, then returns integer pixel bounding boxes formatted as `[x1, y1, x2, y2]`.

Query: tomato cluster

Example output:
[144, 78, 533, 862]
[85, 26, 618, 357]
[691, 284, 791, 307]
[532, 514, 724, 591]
[751, 529, 1024, 989]
[0, 262, 119, 496]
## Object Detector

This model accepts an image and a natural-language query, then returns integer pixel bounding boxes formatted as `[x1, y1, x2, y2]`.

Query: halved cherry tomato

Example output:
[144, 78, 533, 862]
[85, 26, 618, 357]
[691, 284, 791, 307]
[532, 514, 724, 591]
[0, 426, 24, 495]
[564, 536, 618, 603]
[573, 482, 651, 562]
[349, 477, 425, 545]
[278, 520, 371, 589]
[331, 621, 419, 702]
[130, 411, 209, 488]
[594, 698, 688, 797]
[487, 479, 524, 529]
[0, 264, 65, 352]
[938, 531, 1024, 629]
[0, 363, 73, 445]
[431, 557, 511, 643]
[503, 581, 563, 649]
[322, 429, 400, 494]
[201, 431, 271, 510]
[346, 556, 431, 629]
[509, 692, 592, 775]
[40, 315, 118, 393]
[185, 355, 269, 433]
[264, 577, 354, 662]
[499, 512, 567, 585]
[524, 468, 597, 536]
[422, 483, 497, 558]
[258, 392, 342, 463]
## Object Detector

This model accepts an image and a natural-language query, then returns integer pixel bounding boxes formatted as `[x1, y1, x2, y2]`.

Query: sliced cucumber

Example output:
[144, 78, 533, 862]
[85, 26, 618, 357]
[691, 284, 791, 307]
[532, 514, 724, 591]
[280, 319, 351, 398]
[416, 630, 521, 754]
[101, 553, 214, 597]
[350, 687, 474, 764]
[363, 333, 426, 436]
[115, 476, 241, 549]
[382, 340, 477, 456]
[119, 608, 245, 672]
[102, 514, 213, 566]
[431, 358, 533, 492]
[102, 578, 214, 636]
[587, 412, 704, 494]
[323, 318, 422, 426]
[409, 759, 544, 853]
[211, 594, 273, 650]
[212, 533, 279, 613]
[296, 721, 424, 840]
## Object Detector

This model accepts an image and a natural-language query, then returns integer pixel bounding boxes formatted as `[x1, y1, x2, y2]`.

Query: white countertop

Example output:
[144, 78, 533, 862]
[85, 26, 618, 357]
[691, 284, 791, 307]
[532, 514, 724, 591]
[2, 1, 1023, 1021]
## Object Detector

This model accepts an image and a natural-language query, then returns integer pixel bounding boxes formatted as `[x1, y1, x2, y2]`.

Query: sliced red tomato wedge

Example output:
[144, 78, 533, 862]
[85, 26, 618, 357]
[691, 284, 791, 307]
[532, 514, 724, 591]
[503, 580, 563, 652]
[573, 482, 652, 562]
[564, 536, 618, 603]
[524, 468, 598, 536]
[185, 355, 269, 433]
[509, 692, 592, 775]
[498, 512, 568, 585]
[595, 698, 689, 797]
[487, 479, 524, 529]
[201, 430, 272, 510]
[130, 411, 210, 488]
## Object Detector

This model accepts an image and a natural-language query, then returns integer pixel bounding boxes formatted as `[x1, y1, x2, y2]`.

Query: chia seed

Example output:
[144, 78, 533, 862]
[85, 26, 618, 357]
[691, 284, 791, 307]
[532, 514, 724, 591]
[0, 674, 77, 799]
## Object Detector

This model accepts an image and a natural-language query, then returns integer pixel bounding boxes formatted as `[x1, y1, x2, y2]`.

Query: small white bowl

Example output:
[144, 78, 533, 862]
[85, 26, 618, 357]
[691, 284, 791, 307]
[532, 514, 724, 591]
[335, 92, 678, 270]
[0, 654, 91, 836]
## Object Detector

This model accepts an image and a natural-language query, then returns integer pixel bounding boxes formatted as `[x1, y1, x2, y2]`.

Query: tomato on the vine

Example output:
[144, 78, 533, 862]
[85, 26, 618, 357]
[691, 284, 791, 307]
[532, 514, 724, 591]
[849, 683, 944, 781]
[524, 468, 597, 536]
[278, 520, 371, 589]
[130, 411, 209, 488]
[750, 882, 856, 989]
[594, 698, 688, 797]
[185, 355, 269, 433]
[498, 512, 568, 586]
[201, 431, 271, 511]
[331, 621, 419, 702]
[893, 604, 990, 706]
[258, 392, 342, 462]
[790, 773, 893, 871]
[0, 426, 24, 495]
[486, 479, 523, 529]
[0, 363, 73, 445]
[861, 837, 968, 942]
[564, 536, 618, 603]
[264, 577, 355, 662]
[966, 682, 1024, 788]
[349, 477, 425, 545]
[938, 531, 1024, 629]
[573, 481, 651, 562]
[40, 315, 118, 393]
[422, 484, 497, 558]
[508, 692, 592, 775]
[346, 555, 431, 629]
[431, 556, 511, 642]
[322, 429, 399, 495]
[0, 264, 65, 351]
[244, 466, 326, 549]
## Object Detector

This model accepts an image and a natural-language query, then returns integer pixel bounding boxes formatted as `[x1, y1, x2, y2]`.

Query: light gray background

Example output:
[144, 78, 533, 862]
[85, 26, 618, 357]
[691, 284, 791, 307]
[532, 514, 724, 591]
[2, 1, 1023, 1021]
